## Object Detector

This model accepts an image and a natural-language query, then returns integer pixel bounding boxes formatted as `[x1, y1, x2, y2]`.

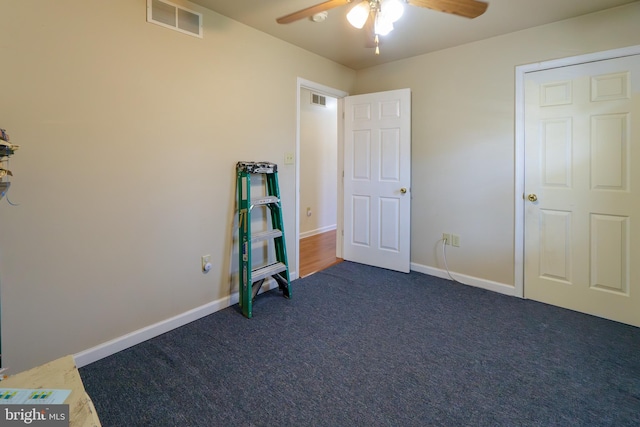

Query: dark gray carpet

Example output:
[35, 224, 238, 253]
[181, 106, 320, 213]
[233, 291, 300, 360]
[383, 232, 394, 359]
[80, 262, 640, 426]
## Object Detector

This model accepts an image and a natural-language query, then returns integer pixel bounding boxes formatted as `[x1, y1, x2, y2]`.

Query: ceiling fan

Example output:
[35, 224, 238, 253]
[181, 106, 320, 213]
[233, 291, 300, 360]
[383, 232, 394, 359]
[277, 0, 489, 54]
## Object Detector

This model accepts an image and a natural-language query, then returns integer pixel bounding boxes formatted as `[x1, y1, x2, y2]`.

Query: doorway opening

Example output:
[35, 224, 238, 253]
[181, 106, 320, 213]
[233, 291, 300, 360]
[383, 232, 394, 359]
[295, 79, 348, 278]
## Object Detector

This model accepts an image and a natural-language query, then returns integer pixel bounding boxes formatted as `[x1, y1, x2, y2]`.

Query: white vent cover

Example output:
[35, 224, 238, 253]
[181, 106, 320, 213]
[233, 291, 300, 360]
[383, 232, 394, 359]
[311, 93, 327, 106]
[147, 0, 203, 38]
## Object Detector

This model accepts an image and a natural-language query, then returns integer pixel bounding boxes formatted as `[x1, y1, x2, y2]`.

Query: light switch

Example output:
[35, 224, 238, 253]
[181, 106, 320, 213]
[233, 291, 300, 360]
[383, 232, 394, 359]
[284, 153, 295, 164]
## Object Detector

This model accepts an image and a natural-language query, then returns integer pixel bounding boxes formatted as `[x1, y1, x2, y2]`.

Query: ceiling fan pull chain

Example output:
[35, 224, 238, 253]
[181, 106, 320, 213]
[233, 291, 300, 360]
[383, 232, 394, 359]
[375, 34, 380, 55]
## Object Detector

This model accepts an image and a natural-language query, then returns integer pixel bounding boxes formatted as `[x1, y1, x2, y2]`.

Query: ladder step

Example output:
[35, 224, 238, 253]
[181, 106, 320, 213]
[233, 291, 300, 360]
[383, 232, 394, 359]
[251, 262, 287, 283]
[251, 196, 279, 207]
[252, 229, 282, 243]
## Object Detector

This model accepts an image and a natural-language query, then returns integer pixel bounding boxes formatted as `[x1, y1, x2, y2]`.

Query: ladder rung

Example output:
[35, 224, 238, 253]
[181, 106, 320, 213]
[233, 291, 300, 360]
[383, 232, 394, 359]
[251, 196, 279, 207]
[252, 229, 282, 243]
[251, 262, 287, 283]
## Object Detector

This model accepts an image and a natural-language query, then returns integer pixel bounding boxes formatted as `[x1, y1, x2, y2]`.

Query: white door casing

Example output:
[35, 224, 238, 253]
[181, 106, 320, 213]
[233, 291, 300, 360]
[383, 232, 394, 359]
[343, 88, 411, 273]
[295, 78, 348, 280]
[523, 55, 640, 327]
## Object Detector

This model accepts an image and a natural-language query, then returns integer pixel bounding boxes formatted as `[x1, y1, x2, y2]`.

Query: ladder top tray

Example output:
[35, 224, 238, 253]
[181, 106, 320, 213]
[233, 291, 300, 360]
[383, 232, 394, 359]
[237, 161, 277, 174]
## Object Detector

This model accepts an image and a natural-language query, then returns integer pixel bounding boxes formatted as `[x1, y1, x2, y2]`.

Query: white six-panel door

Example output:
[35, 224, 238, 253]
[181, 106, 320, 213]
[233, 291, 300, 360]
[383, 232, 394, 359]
[524, 55, 640, 326]
[343, 89, 411, 273]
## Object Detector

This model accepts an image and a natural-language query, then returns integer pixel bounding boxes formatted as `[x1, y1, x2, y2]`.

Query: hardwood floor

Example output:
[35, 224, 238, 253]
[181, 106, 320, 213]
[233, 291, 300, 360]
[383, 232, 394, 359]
[299, 229, 342, 278]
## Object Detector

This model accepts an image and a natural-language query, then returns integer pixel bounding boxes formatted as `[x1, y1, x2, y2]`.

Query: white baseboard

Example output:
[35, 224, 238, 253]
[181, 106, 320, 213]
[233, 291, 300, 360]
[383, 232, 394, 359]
[410, 262, 517, 297]
[75, 264, 510, 368]
[73, 281, 280, 368]
[299, 224, 336, 239]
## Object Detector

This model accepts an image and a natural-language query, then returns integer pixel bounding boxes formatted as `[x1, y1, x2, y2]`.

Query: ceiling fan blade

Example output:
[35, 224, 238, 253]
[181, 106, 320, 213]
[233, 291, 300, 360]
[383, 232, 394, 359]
[407, 0, 488, 19]
[276, 0, 352, 24]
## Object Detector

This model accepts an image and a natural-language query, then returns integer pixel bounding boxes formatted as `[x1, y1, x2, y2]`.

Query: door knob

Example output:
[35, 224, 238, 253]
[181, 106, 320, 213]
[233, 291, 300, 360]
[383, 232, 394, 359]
[400, 188, 407, 194]
[527, 194, 538, 202]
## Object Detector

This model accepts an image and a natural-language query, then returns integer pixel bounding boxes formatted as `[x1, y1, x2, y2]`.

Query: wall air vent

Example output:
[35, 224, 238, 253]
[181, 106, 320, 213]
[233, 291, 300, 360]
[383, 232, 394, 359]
[147, 0, 203, 38]
[311, 93, 327, 107]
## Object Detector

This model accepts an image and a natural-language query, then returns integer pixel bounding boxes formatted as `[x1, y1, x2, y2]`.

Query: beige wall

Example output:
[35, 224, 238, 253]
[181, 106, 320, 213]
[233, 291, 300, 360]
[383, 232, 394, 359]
[354, 3, 640, 287]
[300, 88, 338, 236]
[0, 0, 355, 372]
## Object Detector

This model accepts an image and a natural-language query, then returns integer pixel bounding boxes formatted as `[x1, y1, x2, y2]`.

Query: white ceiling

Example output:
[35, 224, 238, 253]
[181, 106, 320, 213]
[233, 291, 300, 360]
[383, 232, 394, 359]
[189, 0, 638, 70]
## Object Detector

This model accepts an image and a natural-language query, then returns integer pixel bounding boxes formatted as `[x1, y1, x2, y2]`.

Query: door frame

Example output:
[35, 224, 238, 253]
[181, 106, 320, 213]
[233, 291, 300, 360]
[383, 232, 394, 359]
[294, 78, 348, 279]
[514, 44, 640, 298]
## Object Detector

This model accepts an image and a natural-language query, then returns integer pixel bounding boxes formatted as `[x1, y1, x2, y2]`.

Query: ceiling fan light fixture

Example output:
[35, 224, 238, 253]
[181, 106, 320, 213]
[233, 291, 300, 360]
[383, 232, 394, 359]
[346, 1, 370, 29]
[374, 11, 394, 36]
[380, 0, 404, 23]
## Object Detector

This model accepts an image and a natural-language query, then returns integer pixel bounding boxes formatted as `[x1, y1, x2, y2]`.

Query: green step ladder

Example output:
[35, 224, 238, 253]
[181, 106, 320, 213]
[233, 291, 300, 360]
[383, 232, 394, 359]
[236, 161, 291, 318]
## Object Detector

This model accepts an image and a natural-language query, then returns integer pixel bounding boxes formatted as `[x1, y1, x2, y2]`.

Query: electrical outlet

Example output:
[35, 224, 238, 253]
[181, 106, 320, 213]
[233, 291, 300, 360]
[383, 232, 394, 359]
[442, 233, 451, 245]
[451, 234, 461, 247]
[201, 254, 212, 272]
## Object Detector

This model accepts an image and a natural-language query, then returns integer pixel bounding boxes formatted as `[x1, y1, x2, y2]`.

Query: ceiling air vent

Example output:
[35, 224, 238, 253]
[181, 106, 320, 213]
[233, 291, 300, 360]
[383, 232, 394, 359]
[147, 0, 203, 38]
[311, 93, 327, 107]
